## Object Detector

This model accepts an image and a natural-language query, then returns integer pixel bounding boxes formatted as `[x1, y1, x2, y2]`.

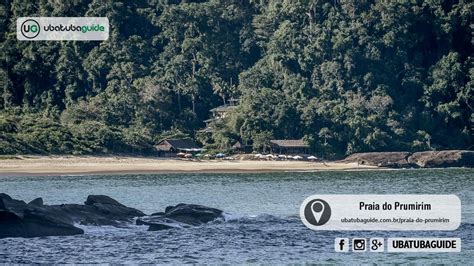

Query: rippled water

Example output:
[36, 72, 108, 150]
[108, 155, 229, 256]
[0, 169, 473, 263]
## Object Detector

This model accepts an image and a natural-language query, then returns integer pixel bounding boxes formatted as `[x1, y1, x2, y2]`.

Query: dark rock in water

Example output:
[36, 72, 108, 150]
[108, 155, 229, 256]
[2, 194, 224, 236]
[0, 193, 13, 201]
[342, 152, 412, 168]
[29, 198, 44, 207]
[164, 204, 223, 225]
[0, 195, 84, 238]
[76, 195, 145, 226]
[408, 150, 474, 168]
[0, 194, 28, 217]
[0, 194, 145, 238]
[21, 208, 84, 238]
[57, 202, 145, 226]
[0, 210, 27, 238]
[137, 203, 223, 231]
[85, 195, 124, 206]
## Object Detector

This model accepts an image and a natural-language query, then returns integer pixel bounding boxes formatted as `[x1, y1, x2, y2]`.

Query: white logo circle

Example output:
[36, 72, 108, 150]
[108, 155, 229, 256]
[21, 19, 40, 39]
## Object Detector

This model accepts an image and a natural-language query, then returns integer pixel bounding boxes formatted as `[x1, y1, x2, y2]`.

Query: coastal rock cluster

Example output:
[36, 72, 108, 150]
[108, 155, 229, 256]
[136, 204, 223, 231]
[0, 194, 224, 238]
[343, 150, 474, 168]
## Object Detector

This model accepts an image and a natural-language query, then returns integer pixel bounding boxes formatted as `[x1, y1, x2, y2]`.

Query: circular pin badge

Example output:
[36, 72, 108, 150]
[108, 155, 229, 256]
[300, 196, 332, 228]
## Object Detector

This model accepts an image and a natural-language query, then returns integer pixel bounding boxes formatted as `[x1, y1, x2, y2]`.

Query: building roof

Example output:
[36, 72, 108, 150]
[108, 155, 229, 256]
[155, 138, 201, 150]
[197, 127, 215, 133]
[270, 139, 309, 148]
[210, 105, 237, 113]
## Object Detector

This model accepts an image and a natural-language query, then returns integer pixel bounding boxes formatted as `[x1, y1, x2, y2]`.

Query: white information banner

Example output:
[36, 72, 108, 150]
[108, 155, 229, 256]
[300, 194, 461, 231]
[17, 17, 109, 41]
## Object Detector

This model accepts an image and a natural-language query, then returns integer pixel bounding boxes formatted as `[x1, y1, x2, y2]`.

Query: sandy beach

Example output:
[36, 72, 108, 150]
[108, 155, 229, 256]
[0, 156, 378, 175]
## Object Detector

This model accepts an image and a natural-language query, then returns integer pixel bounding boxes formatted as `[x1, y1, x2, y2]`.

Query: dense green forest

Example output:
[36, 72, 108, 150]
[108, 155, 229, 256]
[0, 0, 472, 158]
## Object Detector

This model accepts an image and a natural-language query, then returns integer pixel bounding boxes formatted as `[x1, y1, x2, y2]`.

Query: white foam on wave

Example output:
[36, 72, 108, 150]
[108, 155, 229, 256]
[75, 222, 148, 235]
[222, 212, 246, 221]
[221, 212, 283, 223]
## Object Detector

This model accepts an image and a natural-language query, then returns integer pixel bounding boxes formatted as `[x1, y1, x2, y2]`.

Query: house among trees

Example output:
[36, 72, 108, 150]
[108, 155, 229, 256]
[210, 98, 239, 119]
[269, 139, 310, 155]
[155, 138, 202, 157]
[199, 98, 240, 134]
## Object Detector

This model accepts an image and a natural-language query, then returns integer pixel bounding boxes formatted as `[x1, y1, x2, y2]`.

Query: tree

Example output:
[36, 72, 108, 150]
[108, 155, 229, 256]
[0, 0, 472, 156]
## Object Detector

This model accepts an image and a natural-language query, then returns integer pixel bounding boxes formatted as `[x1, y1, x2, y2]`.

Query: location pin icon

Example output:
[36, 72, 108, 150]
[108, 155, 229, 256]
[311, 200, 325, 224]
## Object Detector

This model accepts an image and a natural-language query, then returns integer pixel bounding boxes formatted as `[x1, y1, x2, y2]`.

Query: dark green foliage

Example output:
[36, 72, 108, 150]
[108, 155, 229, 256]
[0, 0, 472, 156]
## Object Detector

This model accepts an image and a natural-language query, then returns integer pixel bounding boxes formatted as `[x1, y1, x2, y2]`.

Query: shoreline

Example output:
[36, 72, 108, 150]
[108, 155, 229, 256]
[0, 155, 378, 176]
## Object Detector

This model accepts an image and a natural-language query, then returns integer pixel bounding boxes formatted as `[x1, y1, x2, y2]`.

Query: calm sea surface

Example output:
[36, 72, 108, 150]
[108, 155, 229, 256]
[0, 169, 472, 264]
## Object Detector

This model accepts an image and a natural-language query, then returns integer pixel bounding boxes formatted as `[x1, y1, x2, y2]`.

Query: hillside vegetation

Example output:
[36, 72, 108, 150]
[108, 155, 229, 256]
[0, 0, 472, 158]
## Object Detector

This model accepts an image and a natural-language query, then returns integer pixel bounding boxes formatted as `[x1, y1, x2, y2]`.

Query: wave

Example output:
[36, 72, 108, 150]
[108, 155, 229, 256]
[215, 212, 296, 225]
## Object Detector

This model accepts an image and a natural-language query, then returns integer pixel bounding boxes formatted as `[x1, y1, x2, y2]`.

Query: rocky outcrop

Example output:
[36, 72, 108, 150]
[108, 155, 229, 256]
[76, 195, 145, 226]
[342, 150, 474, 168]
[137, 203, 224, 231]
[85, 195, 124, 206]
[1, 194, 224, 237]
[408, 150, 474, 168]
[0, 194, 83, 238]
[0, 194, 145, 238]
[342, 152, 412, 168]
[28, 198, 44, 207]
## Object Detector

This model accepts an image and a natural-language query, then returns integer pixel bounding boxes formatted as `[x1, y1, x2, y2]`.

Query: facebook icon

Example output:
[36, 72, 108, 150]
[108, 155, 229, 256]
[335, 238, 349, 252]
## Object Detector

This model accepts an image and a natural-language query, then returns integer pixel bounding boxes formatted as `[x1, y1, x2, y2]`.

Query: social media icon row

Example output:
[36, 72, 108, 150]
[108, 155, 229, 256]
[335, 238, 385, 252]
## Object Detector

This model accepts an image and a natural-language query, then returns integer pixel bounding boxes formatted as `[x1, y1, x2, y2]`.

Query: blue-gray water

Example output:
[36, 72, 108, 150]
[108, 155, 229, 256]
[0, 169, 473, 264]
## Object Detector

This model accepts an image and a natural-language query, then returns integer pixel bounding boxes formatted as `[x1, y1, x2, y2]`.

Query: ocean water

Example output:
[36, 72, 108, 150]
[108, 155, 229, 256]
[0, 169, 473, 264]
